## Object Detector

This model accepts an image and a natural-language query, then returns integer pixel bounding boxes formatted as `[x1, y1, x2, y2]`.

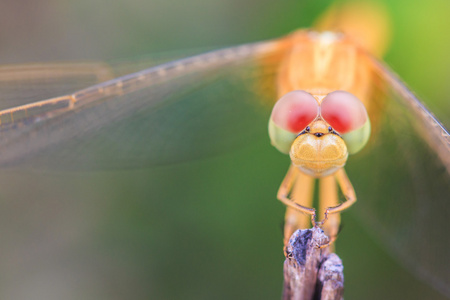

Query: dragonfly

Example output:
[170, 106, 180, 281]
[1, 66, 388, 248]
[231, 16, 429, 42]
[0, 2, 448, 299]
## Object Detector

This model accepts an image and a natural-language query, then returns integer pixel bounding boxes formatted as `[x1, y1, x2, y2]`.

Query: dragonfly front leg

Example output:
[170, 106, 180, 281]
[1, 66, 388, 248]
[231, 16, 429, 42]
[319, 168, 357, 224]
[277, 165, 315, 247]
[319, 175, 340, 241]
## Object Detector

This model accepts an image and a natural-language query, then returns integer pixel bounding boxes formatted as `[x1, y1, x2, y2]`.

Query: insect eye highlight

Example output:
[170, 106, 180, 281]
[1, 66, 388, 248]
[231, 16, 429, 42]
[268, 91, 319, 154]
[321, 90, 371, 154]
[321, 90, 368, 134]
[270, 91, 319, 133]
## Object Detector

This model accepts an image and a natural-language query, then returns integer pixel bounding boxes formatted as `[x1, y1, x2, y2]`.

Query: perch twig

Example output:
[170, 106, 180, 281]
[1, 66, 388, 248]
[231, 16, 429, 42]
[282, 227, 344, 300]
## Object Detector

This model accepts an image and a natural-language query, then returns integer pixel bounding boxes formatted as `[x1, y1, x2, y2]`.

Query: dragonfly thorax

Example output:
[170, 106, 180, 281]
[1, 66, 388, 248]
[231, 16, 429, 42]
[289, 120, 348, 177]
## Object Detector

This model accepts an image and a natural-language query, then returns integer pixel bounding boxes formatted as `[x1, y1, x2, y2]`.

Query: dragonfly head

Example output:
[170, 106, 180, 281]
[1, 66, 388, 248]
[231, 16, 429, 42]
[289, 119, 348, 177]
[268, 90, 370, 177]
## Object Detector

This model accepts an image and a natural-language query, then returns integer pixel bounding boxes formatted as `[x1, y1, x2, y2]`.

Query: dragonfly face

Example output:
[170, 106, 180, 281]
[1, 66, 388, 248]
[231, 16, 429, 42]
[290, 118, 348, 178]
[269, 88, 370, 178]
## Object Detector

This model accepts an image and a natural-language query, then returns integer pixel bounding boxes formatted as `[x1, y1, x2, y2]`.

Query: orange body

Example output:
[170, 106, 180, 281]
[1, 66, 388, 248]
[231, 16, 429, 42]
[275, 2, 390, 244]
[275, 33, 366, 242]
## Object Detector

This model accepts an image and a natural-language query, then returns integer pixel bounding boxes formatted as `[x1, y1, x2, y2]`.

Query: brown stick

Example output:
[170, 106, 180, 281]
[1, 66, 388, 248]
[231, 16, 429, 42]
[282, 227, 344, 300]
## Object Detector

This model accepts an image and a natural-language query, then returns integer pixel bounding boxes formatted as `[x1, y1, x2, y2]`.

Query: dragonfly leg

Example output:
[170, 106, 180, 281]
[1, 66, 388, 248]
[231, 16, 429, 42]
[278, 165, 315, 247]
[318, 175, 340, 250]
[319, 168, 356, 224]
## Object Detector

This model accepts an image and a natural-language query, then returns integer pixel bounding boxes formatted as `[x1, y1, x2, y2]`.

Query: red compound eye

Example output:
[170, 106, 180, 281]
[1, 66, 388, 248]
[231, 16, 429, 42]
[321, 91, 368, 134]
[271, 91, 319, 133]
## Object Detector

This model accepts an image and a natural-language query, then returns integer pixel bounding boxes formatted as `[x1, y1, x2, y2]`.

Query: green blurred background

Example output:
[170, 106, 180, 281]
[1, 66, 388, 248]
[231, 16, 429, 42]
[0, 0, 448, 299]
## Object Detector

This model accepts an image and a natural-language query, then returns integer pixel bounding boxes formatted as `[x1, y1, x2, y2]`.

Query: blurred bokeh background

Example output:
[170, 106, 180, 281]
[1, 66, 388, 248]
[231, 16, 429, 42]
[0, 0, 448, 299]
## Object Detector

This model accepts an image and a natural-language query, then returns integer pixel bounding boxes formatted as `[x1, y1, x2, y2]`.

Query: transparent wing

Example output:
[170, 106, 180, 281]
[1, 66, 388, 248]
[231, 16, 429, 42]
[0, 63, 117, 109]
[346, 56, 450, 297]
[0, 39, 287, 170]
[0, 48, 212, 110]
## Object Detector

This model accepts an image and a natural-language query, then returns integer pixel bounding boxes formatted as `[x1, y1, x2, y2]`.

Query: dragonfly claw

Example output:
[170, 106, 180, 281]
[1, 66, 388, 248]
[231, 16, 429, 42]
[311, 210, 329, 227]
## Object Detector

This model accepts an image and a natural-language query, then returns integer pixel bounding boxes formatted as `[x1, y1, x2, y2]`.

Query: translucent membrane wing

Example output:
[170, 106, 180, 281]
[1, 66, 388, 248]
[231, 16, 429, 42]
[109, 47, 218, 76]
[0, 63, 117, 110]
[0, 39, 287, 170]
[0, 53, 196, 110]
[347, 56, 450, 297]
